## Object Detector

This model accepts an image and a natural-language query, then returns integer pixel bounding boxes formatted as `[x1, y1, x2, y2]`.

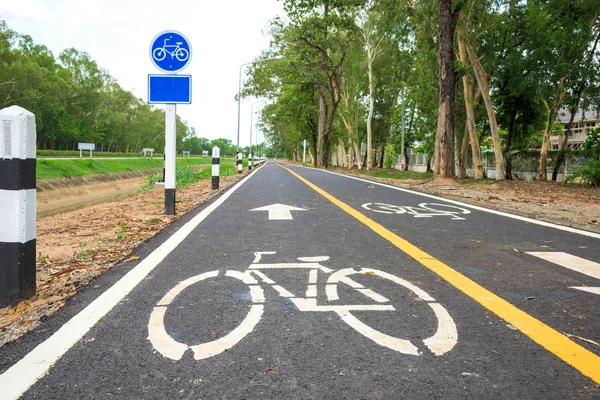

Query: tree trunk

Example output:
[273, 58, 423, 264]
[552, 107, 576, 180]
[458, 124, 470, 179]
[465, 42, 504, 179]
[353, 142, 363, 169]
[366, 58, 375, 170]
[552, 29, 600, 181]
[316, 84, 327, 168]
[458, 33, 483, 179]
[400, 87, 406, 170]
[504, 107, 517, 180]
[539, 78, 565, 180]
[434, 0, 463, 179]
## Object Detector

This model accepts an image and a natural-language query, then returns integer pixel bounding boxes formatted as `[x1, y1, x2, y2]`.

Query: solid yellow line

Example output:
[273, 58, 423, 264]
[279, 163, 600, 384]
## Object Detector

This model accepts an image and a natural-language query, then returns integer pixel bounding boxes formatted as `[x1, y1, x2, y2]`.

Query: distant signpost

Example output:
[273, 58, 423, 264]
[302, 139, 309, 165]
[142, 148, 155, 158]
[78, 143, 94, 159]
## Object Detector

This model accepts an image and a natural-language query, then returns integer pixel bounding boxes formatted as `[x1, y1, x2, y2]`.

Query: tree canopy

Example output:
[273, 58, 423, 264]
[240, 0, 600, 180]
[0, 20, 197, 153]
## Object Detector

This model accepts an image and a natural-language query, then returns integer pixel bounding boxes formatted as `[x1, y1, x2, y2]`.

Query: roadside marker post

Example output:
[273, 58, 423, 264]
[248, 152, 253, 171]
[211, 146, 220, 190]
[237, 152, 242, 174]
[0, 106, 36, 307]
[147, 30, 192, 215]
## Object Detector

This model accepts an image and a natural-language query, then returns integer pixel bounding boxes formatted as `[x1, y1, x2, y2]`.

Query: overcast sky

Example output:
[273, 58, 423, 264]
[0, 0, 284, 147]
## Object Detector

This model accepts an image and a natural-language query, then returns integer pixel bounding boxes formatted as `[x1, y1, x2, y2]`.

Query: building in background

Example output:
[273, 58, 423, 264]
[551, 108, 599, 150]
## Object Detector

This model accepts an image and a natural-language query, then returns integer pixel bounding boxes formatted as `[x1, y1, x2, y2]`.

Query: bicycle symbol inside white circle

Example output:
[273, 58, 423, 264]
[153, 36, 189, 62]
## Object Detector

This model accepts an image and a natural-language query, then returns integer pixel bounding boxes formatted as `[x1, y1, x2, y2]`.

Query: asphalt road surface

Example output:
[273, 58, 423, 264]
[1, 160, 599, 399]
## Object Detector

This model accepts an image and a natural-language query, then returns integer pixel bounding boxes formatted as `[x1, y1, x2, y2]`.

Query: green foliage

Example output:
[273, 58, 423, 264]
[383, 144, 396, 168]
[0, 20, 195, 153]
[37, 252, 49, 263]
[565, 160, 600, 186]
[583, 127, 600, 158]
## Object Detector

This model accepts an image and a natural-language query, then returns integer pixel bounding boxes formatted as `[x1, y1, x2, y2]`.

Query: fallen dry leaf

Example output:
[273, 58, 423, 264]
[564, 332, 600, 347]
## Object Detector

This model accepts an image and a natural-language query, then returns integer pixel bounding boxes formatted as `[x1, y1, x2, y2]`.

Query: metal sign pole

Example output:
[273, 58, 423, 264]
[303, 144, 306, 166]
[165, 104, 177, 215]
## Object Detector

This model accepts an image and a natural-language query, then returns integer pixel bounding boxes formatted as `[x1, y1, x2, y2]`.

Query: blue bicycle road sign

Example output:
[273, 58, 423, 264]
[150, 30, 192, 73]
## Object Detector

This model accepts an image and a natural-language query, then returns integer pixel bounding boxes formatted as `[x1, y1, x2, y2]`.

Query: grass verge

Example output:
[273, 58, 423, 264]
[142, 164, 240, 190]
[37, 157, 235, 180]
[359, 169, 433, 180]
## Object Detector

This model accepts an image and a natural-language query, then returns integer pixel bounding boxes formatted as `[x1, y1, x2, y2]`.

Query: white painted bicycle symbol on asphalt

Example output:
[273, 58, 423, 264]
[362, 202, 471, 220]
[152, 37, 189, 62]
[148, 252, 458, 360]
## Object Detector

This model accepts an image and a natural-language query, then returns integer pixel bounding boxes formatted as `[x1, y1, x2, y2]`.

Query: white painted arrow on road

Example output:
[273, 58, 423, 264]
[250, 203, 307, 220]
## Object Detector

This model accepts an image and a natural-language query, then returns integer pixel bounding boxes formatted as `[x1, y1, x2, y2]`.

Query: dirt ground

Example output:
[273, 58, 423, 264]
[1, 164, 599, 348]
[331, 167, 600, 233]
[0, 172, 247, 347]
[36, 169, 157, 217]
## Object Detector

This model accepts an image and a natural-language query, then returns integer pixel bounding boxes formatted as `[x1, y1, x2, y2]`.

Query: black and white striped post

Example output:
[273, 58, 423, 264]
[211, 146, 220, 190]
[0, 106, 36, 308]
[248, 152, 252, 171]
[237, 151, 242, 174]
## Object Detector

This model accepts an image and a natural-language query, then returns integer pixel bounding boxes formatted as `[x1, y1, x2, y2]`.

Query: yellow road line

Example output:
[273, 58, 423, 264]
[279, 163, 600, 384]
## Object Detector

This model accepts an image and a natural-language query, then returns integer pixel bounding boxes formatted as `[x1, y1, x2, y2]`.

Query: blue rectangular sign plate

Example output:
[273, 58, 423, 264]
[148, 74, 192, 104]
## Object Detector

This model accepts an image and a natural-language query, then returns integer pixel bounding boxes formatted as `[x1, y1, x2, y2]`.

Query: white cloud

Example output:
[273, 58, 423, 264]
[0, 0, 54, 20]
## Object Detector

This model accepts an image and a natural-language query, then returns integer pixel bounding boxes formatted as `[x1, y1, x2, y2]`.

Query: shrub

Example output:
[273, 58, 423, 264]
[565, 160, 600, 186]
[384, 144, 397, 169]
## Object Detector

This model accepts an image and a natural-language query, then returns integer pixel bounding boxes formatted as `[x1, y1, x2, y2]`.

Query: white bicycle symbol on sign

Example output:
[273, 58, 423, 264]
[152, 37, 189, 62]
[362, 202, 471, 220]
[148, 252, 458, 361]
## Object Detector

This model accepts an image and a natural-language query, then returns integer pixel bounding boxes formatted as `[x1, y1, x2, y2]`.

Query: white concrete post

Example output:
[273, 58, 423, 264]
[0, 106, 36, 307]
[211, 146, 220, 190]
[237, 152, 243, 174]
[165, 104, 176, 215]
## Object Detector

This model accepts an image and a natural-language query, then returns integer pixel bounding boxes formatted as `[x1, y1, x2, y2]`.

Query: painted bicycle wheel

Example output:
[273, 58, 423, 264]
[325, 268, 457, 356]
[148, 270, 264, 360]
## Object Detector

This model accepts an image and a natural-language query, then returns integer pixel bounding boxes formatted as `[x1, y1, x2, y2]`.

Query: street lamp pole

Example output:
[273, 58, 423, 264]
[249, 101, 265, 170]
[236, 57, 282, 151]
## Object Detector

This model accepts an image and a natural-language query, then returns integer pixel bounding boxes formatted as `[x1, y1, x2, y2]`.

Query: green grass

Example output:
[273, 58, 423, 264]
[142, 163, 240, 191]
[38, 150, 162, 158]
[37, 157, 235, 180]
[359, 169, 433, 180]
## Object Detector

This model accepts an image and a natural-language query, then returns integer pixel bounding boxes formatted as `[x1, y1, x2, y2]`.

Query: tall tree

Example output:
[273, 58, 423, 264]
[434, 0, 467, 179]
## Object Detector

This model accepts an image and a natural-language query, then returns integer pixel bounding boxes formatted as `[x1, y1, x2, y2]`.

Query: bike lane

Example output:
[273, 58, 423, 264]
[277, 162, 600, 385]
[0, 161, 597, 399]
